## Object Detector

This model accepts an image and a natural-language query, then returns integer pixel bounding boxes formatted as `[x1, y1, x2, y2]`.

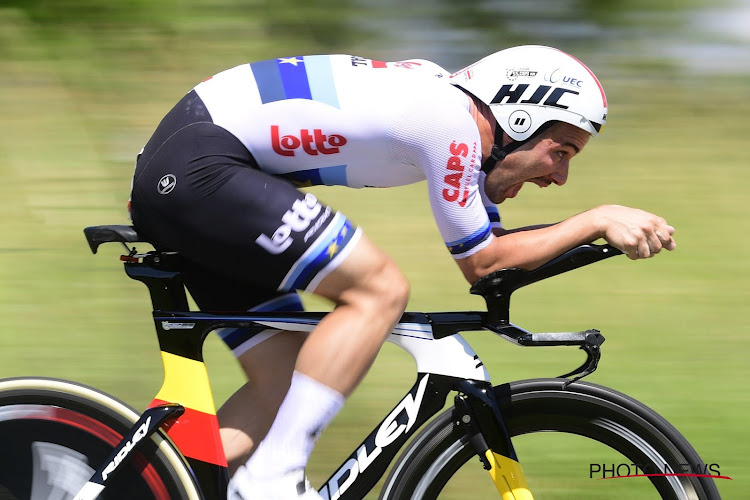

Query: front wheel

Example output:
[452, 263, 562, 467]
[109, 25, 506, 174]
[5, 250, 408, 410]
[381, 379, 721, 500]
[0, 377, 201, 500]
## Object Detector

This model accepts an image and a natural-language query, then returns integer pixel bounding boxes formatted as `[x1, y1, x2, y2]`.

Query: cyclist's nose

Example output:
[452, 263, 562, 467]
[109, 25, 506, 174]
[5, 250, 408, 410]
[551, 162, 569, 186]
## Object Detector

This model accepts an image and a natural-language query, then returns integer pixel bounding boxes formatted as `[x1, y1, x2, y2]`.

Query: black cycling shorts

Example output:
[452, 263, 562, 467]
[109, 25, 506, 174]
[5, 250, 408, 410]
[130, 90, 361, 324]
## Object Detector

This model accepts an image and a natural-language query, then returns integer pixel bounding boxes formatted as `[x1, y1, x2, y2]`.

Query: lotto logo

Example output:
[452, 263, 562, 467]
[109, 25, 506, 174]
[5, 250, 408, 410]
[271, 125, 347, 157]
[256, 193, 323, 254]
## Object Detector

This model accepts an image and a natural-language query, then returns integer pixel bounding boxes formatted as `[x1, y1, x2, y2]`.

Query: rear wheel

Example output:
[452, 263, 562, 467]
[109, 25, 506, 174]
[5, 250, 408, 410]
[381, 379, 721, 499]
[0, 377, 200, 500]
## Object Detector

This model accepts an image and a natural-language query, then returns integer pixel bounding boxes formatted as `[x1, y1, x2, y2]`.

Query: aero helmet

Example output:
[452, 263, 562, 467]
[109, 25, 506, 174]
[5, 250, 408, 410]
[449, 45, 607, 169]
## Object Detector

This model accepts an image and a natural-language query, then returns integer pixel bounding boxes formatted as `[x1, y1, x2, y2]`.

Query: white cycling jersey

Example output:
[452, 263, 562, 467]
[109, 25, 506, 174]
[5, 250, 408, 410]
[193, 54, 502, 259]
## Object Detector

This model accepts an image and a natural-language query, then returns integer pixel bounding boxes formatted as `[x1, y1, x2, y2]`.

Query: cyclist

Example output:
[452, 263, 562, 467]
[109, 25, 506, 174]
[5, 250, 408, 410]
[128, 45, 675, 499]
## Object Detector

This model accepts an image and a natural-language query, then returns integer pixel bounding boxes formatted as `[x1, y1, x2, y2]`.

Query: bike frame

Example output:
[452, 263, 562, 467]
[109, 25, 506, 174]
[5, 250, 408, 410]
[78, 225, 620, 500]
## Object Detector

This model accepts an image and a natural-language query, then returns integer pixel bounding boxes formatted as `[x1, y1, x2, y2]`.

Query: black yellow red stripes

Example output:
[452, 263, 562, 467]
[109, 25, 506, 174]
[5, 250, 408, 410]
[149, 351, 227, 467]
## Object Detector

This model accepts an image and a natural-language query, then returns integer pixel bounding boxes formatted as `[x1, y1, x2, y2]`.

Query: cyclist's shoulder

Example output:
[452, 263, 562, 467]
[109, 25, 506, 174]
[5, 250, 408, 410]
[388, 82, 479, 155]
[192, 54, 463, 114]
[328, 54, 457, 105]
[194, 53, 448, 84]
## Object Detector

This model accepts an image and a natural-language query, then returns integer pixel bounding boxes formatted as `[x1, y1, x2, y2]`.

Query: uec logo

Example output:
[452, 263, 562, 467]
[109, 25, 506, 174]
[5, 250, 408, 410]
[544, 68, 584, 88]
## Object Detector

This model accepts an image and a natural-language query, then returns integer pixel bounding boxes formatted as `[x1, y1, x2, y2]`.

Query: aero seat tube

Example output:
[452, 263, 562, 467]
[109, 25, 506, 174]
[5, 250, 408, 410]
[124, 259, 190, 311]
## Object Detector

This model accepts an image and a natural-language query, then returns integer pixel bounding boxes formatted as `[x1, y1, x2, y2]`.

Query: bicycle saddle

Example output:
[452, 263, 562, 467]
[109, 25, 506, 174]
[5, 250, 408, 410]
[84, 225, 144, 254]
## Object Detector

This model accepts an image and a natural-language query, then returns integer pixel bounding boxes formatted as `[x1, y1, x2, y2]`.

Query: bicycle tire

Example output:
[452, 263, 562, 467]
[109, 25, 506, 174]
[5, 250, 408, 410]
[0, 377, 201, 500]
[381, 378, 721, 500]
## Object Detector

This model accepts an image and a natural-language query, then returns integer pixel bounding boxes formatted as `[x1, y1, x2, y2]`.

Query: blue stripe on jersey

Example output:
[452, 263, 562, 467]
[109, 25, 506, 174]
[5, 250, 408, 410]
[277, 58, 313, 99]
[304, 56, 340, 108]
[486, 206, 501, 224]
[282, 214, 355, 291]
[280, 169, 324, 187]
[250, 56, 340, 107]
[289, 218, 356, 290]
[318, 165, 348, 185]
[250, 59, 286, 103]
[280, 165, 348, 187]
[445, 220, 492, 255]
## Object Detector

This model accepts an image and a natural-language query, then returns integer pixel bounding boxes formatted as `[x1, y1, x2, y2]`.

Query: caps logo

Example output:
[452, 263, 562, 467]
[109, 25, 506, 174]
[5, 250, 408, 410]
[442, 141, 477, 207]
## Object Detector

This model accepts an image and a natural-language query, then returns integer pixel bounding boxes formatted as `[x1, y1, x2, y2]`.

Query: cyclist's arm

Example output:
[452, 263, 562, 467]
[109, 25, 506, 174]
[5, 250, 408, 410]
[457, 204, 676, 284]
[395, 89, 498, 263]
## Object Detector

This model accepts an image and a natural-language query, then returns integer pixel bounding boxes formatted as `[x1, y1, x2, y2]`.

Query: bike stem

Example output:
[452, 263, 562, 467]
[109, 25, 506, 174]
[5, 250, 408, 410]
[469, 244, 620, 385]
[470, 244, 622, 327]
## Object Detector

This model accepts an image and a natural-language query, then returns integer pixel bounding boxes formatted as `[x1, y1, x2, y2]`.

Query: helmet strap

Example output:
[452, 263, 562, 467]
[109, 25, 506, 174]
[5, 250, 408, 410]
[480, 121, 557, 174]
[480, 145, 506, 174]
[481, 125, 522, 174]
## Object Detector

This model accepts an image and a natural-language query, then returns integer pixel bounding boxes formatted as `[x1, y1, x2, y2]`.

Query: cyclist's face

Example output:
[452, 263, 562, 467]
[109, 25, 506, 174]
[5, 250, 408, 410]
[484, 123, 590, 204]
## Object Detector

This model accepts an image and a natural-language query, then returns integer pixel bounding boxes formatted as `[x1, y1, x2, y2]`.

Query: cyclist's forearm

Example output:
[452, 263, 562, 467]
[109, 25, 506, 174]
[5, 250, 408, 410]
[457, 209, 602, 283]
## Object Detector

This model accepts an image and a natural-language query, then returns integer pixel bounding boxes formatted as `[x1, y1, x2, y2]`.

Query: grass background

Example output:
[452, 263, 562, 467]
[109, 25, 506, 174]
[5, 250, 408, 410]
[1, 3, 748, 498]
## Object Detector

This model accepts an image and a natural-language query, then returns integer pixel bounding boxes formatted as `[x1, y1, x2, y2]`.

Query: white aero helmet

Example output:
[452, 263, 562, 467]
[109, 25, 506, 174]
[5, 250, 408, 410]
[449, 45, 608, 143]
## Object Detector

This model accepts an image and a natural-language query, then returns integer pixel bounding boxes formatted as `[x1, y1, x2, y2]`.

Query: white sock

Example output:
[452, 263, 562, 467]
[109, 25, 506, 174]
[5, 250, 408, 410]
[244, 370, 345, 479]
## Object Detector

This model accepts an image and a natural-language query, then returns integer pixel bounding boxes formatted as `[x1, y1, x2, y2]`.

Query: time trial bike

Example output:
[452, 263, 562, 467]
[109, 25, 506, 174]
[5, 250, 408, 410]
[0, 224, 722, 499]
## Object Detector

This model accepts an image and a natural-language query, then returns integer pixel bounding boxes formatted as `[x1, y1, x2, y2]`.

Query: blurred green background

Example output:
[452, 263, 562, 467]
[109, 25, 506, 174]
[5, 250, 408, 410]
[1, 0, 748, 497]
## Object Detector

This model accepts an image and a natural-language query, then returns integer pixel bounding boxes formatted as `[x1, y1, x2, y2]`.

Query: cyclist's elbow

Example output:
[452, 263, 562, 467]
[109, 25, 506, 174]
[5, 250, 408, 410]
[456, 255, 492, 286]
[455, 239, 529, 285]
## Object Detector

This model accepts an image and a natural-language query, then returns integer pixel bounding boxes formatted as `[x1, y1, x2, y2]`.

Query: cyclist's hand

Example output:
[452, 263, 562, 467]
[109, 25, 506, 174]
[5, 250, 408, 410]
[594, 205, 676, 260]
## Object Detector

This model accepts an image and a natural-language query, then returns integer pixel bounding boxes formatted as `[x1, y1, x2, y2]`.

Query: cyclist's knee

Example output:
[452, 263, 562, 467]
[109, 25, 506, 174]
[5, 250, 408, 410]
[352, 254, 409, 331]
[373, 255, 410, 317]
[344, 249, 409, 320]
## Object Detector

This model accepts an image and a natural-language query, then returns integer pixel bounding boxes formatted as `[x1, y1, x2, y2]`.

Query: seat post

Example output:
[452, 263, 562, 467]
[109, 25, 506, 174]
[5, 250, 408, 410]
[124, 262, 190, 311]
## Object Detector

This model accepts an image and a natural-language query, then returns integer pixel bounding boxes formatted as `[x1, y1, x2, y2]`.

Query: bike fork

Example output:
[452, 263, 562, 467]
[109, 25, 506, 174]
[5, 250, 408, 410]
[73, 328, 231, 500]
[72, 404, 185, 500]
[454, 381, 532, 500]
